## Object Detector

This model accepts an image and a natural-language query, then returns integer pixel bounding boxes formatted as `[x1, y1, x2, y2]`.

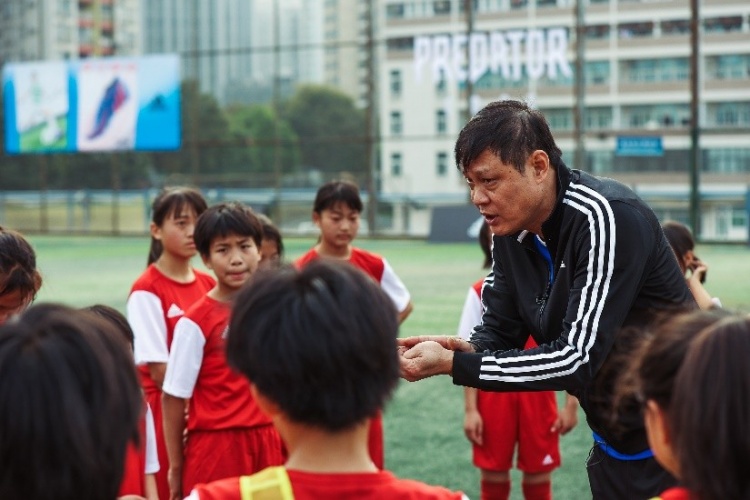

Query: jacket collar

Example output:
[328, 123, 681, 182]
[516, 161, 571, 257]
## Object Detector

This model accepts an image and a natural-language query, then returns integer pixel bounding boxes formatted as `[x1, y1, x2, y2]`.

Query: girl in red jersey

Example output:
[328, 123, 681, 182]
[126, 187, 215, 500]
[0, 226, 42, 326]
[187, 261, 467, 500]
[295, 180, 413, 470]
[459, 221, 578, 500]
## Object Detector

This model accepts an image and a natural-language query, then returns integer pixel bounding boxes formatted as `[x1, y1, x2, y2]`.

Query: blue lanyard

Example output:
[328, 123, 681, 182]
[533, 236, 554, 284]
[592, 432, 654, 461]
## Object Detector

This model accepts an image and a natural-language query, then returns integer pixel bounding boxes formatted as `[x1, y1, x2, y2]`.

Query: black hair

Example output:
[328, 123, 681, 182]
[454, 99, 563, 174]
[147, 186, 208, 265]
[0, 226, 42, 302]
[661, 221, 694, 272]
[313, 180, 363, 214]
[671, 316, 750, 500]
[478, 220, 492, 269]
[616, 309, 727, 416]
[0, 303, 142, 500]
[258, 213, 285, 261]
[193, 202, 263, 258]
[227, 260, 399, 432]
[82, 304, 134, 350]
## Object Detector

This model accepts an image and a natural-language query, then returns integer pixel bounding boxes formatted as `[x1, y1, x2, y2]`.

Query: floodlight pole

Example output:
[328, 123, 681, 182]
[689, 0, 701, 236]
[573, 0, 586, 171]
[364, 0, 379, 235]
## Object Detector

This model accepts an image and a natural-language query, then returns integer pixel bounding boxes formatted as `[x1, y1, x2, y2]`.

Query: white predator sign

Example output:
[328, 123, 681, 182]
[413, 28, 572, 84]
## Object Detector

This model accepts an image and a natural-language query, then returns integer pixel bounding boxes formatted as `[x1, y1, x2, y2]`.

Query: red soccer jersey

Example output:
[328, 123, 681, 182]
[188, 469, 466, 500]
[127, 264, 215, 393]
[296, 246, 383, 281]
[118, 412, 147, 497]
[164, 295, 273, 431]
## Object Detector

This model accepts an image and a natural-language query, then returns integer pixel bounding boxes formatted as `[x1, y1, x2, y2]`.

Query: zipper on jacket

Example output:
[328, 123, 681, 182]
[533, 236, 555, 333]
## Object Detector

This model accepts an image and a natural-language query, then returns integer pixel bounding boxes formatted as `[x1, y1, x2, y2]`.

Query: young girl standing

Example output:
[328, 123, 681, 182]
[127, 187, 215, 500]
[295, 180, 413, 471]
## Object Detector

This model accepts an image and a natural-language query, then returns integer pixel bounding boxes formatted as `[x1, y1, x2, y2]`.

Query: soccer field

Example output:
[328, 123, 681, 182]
[28, 235, 750, 499]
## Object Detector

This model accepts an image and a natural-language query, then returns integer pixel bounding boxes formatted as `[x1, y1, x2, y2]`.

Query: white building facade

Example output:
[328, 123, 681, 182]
[378, 0, 750, 239]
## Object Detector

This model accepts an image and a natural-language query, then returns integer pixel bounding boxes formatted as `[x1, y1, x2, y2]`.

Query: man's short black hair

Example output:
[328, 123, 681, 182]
[227, 260, 399, 432]
[194, 202, 264, 258]
[0, 303, 142, 500]
[454, 99, 563, 174]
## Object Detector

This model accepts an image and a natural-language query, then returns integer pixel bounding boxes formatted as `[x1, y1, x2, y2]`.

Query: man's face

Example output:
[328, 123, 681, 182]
[464, 149, 549, 236]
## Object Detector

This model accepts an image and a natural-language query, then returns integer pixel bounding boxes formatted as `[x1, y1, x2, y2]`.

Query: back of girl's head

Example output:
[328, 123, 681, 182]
[621, 309, 728, 412]
[227, 260, 399, 432]
[0, 303, 142, 500]
[670, 315, 750, 500]
[194, 202, 263, 258]
[661, 220, 694, 259]
[0, 226, 42, 304]
[313, 180, 363, 214]
[147, 186, 208, 265]
[81, 303, 134, 350]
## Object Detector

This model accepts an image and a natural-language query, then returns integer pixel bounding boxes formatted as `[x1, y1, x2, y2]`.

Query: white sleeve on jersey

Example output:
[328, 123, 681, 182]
[162, 317, 206, 399]
[379, 258, 411, 313]
[144, 403, 160, 474]
[457, 286, 482, 341]
[127, 290, 169, 364]
[184, 491, 200, 500]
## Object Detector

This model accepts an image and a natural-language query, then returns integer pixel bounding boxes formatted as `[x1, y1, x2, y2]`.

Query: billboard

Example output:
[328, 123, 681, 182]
[3, 54, 181, 154]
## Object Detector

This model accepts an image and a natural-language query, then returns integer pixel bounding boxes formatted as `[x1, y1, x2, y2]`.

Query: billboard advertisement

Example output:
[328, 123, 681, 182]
[3, 54, 180, 154]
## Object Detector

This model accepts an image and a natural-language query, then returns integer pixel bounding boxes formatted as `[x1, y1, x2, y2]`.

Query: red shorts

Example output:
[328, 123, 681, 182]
[182, 425, 285, 495]
[472, 390, 561, 474]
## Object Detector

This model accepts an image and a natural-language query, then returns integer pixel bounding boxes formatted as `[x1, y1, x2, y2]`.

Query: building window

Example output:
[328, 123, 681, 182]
[390, 111, 402, 135]
[661, 19, 689, 35]
[618, 21, 653, 38]
[543, 108, 572, 131]
[436, 152, 448, 176]
[706, 148, 750, 174]
[714, 102, 750, 127]
[386, 3, 405, 19]
[585, 24, 610, 40]
[390, 69, 402, 96]
[391, 152, 402, 176]
[623, 58, 688, 83]
[585, 107, 612, 130]
[711, 55, 750, 80]
[586, 61, 610, 85]
[433, 0, 451, 15]
[436, 109, 447, 134]
[704, 16, 742, 33]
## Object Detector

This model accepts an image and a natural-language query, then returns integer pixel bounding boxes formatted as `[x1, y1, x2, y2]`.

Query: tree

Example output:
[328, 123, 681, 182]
[223, 104, 300, 187]
[282, 85, 367, 180]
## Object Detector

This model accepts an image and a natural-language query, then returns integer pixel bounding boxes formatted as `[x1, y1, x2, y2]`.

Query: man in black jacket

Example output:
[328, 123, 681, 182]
[399, 100, 695, 499]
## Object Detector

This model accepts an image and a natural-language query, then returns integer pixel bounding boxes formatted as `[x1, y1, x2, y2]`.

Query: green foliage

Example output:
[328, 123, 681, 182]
[282, 84, 367, 179]
[1, 81, 371, 190]
[223, 104, 300, 184]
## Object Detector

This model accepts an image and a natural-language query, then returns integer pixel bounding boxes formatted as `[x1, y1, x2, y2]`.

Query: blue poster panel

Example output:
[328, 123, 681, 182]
[3, 54, 180, 154]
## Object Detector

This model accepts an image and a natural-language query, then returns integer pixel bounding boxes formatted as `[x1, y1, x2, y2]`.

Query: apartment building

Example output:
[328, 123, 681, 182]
[0, 0, 140, 63]
[379, 0, 750, 238]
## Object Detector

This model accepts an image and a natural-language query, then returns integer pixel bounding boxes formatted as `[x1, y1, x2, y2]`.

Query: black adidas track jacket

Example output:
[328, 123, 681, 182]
[453, 162, 695, 454]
